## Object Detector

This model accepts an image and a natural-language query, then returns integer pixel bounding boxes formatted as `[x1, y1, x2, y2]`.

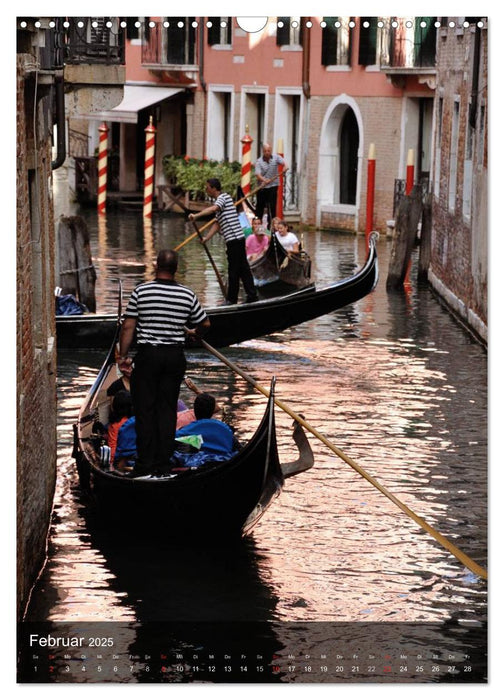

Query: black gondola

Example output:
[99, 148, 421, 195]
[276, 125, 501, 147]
[73, 324, 314, 538]
[249, 233, 312, 293]
[57, 233, 378, 349]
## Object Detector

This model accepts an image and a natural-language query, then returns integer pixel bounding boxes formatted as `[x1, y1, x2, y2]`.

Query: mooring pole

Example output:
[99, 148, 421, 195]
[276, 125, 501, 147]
[97, 122, 109, 216]
[240, 126, 253, 196]
[143, 116, 157, 219]
[406, 148, 415, 195]
[405, 148, 415, 285]
[365, 143, 376, 254]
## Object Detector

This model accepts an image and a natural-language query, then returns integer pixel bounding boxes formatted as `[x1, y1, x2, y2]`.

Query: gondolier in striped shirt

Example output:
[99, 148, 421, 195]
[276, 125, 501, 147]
[189, 178, 259, 305]
[254, 143, 287, 228]
[118, 249, 210, 476]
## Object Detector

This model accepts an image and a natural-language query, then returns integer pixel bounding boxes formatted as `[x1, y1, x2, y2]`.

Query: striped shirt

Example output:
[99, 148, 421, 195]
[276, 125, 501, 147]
[124, 279, 207, 346]
[214, 192, 245, 243]
[254, 154, 285, 188]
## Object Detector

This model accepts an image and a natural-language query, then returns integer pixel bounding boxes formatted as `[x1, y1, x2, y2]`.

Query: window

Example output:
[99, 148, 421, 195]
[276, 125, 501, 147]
[434, 97, 443, 198]
[448, 99, 460, 211]
[165, 17, 196, 65]
[413, 17, 436, 67]
[321, 17, 352, 66]
[276, 17, 301, 46]
[207, 17, 232, 46]
[358, 17, 377, 65]
[243, 90, 267, 160]
[463, 114, 474, 219]
[275, 90, 302, 210]
[207, 89, 232, 161]
[477, 104, 486, 168]
[126, 17, 140, 39]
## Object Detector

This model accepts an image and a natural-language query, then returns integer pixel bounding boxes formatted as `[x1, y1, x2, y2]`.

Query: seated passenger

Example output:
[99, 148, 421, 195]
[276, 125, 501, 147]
[113, 394, 196, 471]
[246, 217, 270, 261]
[107, 362, 133, 418]
[107, 390, 133, 462]
[274, 220, 300, 253]
[114, 414, 137, 470]
[175, 393, 236, 456]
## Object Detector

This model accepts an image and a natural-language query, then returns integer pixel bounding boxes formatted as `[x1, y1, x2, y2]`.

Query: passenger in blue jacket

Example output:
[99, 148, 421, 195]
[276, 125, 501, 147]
[176, 393, 237, 455]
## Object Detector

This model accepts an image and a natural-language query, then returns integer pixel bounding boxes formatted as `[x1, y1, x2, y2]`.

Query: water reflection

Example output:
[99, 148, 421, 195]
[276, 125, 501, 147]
[22, 206, 487, 681]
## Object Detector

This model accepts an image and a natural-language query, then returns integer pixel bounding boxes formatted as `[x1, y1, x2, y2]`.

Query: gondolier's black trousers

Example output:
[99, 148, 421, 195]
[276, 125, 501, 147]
[131, 344, 186, 474]
[255, 186, 278, 229]
[226, 238, 259, 304]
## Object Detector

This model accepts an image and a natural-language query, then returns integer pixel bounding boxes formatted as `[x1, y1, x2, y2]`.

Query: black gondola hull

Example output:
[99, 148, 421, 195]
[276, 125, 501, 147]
[57, 235, 378, 349]
[74, 327, 287, 538]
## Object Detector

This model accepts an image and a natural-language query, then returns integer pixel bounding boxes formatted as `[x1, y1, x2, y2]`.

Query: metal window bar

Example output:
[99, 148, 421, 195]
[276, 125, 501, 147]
[283, 170, 299, 211]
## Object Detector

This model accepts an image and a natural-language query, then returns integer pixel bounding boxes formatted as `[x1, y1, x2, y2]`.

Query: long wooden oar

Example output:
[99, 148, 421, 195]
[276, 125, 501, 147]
[174, 172, 284, 252]
[190, 218, 228, 298]
[199, 337, 488, 581]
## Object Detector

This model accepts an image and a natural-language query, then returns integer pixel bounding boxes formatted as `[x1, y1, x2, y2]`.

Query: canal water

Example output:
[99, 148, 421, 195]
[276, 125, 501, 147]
[20, 207, 487, 685]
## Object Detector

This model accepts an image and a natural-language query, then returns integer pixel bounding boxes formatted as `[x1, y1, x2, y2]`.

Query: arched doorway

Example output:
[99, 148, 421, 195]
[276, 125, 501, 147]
[339, 108, 359, 205]
[316, 96, 363, 228]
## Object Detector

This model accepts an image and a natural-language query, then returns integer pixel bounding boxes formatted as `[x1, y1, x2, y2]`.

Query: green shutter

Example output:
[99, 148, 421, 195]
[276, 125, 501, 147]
[277, 17, 290, 46]
[358, 17, 377, 65]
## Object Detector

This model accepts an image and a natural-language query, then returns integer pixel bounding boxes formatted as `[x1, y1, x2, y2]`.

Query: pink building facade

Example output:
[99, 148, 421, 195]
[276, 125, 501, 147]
[82, 17, 440, 233]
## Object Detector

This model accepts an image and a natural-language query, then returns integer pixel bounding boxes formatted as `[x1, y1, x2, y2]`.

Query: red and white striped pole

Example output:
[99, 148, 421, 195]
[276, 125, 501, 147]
[143, 116, 157, 219]
[276, 137, 284, 220]
[97, 122, 109, 215]
[365, 143, 376, 254]
[240, 126, 253, 196]
[406, 148, 415, 195]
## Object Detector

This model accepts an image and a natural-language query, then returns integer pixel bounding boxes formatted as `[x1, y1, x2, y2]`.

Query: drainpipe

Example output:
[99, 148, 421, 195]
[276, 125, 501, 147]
[51, 70, 66, 170]
[199, 21, 208, 159]
[301, 20, 311, 223]
[301, 19, 311, 100]
[469, 24, 481, 129]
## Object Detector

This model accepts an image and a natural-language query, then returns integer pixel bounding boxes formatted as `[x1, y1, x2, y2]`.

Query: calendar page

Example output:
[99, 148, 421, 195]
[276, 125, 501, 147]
[16, 12, 488, 686]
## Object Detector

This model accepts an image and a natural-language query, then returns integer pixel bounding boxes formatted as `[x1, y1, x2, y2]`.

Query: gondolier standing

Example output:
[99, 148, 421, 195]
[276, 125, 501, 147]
[189, 178, 259, 305]
[118, 249, 210, 476]
[254, 143, 287, 228]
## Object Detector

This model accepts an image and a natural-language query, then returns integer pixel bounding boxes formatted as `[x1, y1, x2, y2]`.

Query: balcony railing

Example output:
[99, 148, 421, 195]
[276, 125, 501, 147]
[18, 17, 125, 70]
[65, 17, 125, 65]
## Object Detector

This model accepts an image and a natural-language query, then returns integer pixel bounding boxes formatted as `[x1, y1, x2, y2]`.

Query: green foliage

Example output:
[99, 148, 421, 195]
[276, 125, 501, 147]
[162, 155, 255, 200]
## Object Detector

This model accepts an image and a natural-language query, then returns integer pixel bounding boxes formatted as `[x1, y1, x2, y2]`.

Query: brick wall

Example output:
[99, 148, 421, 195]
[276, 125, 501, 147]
[429, 24, 487, 341]
[17, 55, 58, 620]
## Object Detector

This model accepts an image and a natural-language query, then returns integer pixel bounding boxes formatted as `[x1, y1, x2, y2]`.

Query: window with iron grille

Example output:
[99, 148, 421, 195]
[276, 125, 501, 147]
[207, 17, 232, 46]
[321, 17, 352, 66]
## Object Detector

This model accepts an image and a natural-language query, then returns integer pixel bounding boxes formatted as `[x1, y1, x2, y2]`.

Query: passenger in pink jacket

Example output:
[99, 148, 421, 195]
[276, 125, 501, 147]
[246, 218, 270, 261]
